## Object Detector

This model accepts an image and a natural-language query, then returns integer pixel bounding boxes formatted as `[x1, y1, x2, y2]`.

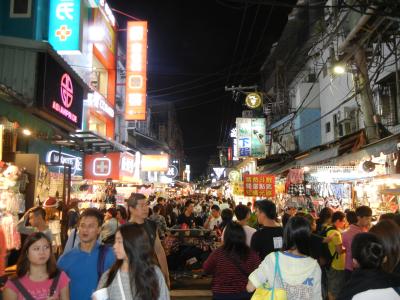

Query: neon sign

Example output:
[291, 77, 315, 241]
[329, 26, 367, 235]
[85, 92, 114, 118]
[125, 21, 148, 121]
[52, 101, 78, 123]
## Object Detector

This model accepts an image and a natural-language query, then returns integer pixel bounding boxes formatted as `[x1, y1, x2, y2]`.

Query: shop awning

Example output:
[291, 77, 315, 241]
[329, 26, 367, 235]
[69, 131, 133, 154]
[329, 133, 400, 165]
[0, 98, 55, 137]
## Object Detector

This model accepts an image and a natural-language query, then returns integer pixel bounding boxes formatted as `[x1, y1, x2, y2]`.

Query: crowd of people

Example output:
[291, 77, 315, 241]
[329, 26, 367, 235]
[1, 193, 400, 300]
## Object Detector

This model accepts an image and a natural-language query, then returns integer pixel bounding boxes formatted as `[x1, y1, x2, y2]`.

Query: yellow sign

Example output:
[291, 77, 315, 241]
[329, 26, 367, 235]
[245, 92, 262, 109]
[233, 182, 244, 196]
[228, 170, 240, 182]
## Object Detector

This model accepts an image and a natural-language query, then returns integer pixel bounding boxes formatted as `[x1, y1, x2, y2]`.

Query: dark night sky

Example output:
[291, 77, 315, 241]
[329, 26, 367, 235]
[108, 0, 294, 179]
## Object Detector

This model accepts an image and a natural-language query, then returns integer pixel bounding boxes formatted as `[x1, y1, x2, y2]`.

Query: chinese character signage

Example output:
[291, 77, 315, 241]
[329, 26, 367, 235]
[243, 174, 275, 197]
[236, 118, 266, 158]
[49, 0, 82, 54]
[38, 54, 84, 128]
[125, 21, 148, 120]
[233, 182, 244, 196]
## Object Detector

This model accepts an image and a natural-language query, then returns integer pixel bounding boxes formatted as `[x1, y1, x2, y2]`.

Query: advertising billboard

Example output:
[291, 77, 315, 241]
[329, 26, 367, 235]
[236, 118, 266, 158]
[48, 0, 82, 54]
[243, 174, 275, 197]
[141, 155, 169, 172]
[125, 21, 148, 120]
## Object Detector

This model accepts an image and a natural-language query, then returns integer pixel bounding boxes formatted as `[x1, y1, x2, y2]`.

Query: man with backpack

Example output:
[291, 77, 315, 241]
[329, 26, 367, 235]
[57, 208, 115, 300]
[322, 211, 346, 300]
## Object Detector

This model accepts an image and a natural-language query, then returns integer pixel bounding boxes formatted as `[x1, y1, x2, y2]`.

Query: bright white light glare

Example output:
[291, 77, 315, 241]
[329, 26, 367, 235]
[303, 166, 310, 172]
[88, 26, 105, 42]
[333, 64, 346, 74]
[22, 129, 32, 136]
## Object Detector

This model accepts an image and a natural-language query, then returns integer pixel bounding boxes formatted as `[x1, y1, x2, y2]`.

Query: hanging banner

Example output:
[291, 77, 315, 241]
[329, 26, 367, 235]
[125, 21, 148, 120]
[236, 118, 266, 158]
[232, 182, 244, 196]
[48, 0, 82, 54]
[243, 174, 275, 197]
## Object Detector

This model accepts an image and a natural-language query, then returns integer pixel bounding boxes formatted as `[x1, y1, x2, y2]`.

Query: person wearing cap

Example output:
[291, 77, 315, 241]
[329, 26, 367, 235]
[17, 206, 53, 241]
[250, 199, 283, 260]
[127, 193, 170, 288]
[282, 202, 298, 228]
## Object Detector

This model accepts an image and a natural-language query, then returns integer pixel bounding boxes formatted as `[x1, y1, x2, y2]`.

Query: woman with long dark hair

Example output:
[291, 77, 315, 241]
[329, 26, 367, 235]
[247, 216, 322, 300]
[3, 232, 69, 300]
[96, 223, 169, 300]
[203, 222, 261, 300]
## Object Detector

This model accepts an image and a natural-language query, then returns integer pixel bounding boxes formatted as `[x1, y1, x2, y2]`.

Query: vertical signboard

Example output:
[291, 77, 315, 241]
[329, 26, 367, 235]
[125, 21, 148, 120]
[48, 0, 82, 54]
[243, 174, 275, 197]
[236, 118, 266, 158]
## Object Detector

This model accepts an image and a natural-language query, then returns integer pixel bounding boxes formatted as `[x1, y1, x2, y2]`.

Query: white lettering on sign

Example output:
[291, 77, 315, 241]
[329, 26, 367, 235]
[121, 156, 134, 174]
[166, 165, 178, 178]
[85, 92, 115, 118]
[46, 150, 82, 175]
[98, 0, 116, 27]
[56, 1, 74, 20]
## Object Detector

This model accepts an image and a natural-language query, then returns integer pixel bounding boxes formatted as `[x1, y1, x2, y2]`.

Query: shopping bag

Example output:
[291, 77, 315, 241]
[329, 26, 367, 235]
[251, 252, 287, 300]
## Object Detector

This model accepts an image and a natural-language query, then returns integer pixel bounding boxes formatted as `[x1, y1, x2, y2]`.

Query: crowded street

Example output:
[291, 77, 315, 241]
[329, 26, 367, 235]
[1, 0, 400, 299]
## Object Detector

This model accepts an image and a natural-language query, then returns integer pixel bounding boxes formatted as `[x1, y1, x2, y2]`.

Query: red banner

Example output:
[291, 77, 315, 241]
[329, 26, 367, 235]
[243, 174, 275, 197]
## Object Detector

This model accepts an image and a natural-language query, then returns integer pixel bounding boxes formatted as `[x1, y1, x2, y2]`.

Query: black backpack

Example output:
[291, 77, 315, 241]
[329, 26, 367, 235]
[318, 226, 338, 268]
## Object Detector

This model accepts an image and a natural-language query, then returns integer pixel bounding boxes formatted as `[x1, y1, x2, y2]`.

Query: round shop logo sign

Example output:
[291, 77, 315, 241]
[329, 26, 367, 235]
[60, 73, 74, 108]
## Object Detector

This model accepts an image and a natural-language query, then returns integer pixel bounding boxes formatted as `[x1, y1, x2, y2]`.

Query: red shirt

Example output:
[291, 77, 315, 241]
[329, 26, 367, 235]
[203, 248, 261, 295]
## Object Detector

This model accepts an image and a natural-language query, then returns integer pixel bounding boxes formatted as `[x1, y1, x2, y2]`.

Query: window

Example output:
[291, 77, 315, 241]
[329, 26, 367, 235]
[325, 122, 331, 133]
[10, 0, 32, 18]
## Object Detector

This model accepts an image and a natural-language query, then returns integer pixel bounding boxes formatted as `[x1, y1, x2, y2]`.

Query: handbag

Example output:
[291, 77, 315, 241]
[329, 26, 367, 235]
[251, 252, 287, 300]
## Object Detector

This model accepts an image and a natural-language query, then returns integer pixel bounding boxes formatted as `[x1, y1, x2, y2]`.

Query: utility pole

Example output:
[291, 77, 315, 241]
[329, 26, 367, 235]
[224, 85, 258, 102]
[353, 44, 379, 143]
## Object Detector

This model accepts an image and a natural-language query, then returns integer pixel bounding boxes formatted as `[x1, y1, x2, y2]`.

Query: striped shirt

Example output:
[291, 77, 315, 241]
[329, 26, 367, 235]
[203, 248, 261, 295]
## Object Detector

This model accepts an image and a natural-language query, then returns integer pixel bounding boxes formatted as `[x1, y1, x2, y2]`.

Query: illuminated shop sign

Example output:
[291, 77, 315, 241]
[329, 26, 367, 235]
[120, 153, 135, 174]
[38, 54, 84, 128]
[125, 21, 148, 120]
[93, 158, 112, 176]
[46, 150, 83, 176]
[141, 155, 169, 172]
[245, 93, 262, 109]
[98, 0, 116, 27]
[236, 118, 266, 158]
[48, 0, 82, 54]
[165, 165, 178, 179]
[85, 92, 114, 118]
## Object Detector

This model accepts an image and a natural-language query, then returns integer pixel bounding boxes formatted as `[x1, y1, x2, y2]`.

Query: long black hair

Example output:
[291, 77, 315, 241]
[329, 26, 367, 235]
[282, 216, 311, 256]
[352, 233, 385, 270]
[222, 222, 250, 260]
[106, 224, 160, 299]
[16, 232, 58, 278]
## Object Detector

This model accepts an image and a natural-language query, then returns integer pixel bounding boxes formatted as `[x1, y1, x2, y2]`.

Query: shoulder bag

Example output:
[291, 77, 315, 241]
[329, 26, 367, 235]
[251, 252, 287, 300]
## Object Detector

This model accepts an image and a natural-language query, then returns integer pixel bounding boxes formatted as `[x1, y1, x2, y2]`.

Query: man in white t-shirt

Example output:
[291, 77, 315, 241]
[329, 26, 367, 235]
[234, 204, 257, 246]
[204, 205, 222, 230]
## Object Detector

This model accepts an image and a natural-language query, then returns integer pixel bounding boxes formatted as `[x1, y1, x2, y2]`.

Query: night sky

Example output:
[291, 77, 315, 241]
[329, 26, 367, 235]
[108, 0, 294, 179]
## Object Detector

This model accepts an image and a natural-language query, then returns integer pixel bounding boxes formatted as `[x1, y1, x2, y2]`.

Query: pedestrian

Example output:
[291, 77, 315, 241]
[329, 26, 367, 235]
[234, 204, 256, 247]
[177, 200, 196, 229]
[100, 208, 118, 245]
[204, 205, 222, 230]
[127, 193, 170, 287]
[17, 207, 53, 241]
[316, 207, 333, 233]
[149, 204, 168, 239]
[325, 211, 346, 300]
[247, 216, 322, 299]
[250, 199, 283, 260]
[369, 219, 400, 274]
[342, 206, 372, 280]
[116, 205, 128, 225]
[95, 224, 169, 300]
[219, 208, 234, 231]
[57, 208, 115, 300]
[3, 232, 70, 300]
[337, 232, 400, 299]
[203, 222, 261, 300]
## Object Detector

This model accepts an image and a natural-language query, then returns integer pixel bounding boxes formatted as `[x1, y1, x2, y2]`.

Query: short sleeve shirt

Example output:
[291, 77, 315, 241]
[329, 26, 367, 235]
[327, 229, 345, 270]
[5, 272, 69, 300]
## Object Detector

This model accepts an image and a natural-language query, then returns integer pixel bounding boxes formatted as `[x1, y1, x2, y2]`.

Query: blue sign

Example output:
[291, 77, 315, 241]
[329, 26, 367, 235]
[48, 0, 82, 53]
